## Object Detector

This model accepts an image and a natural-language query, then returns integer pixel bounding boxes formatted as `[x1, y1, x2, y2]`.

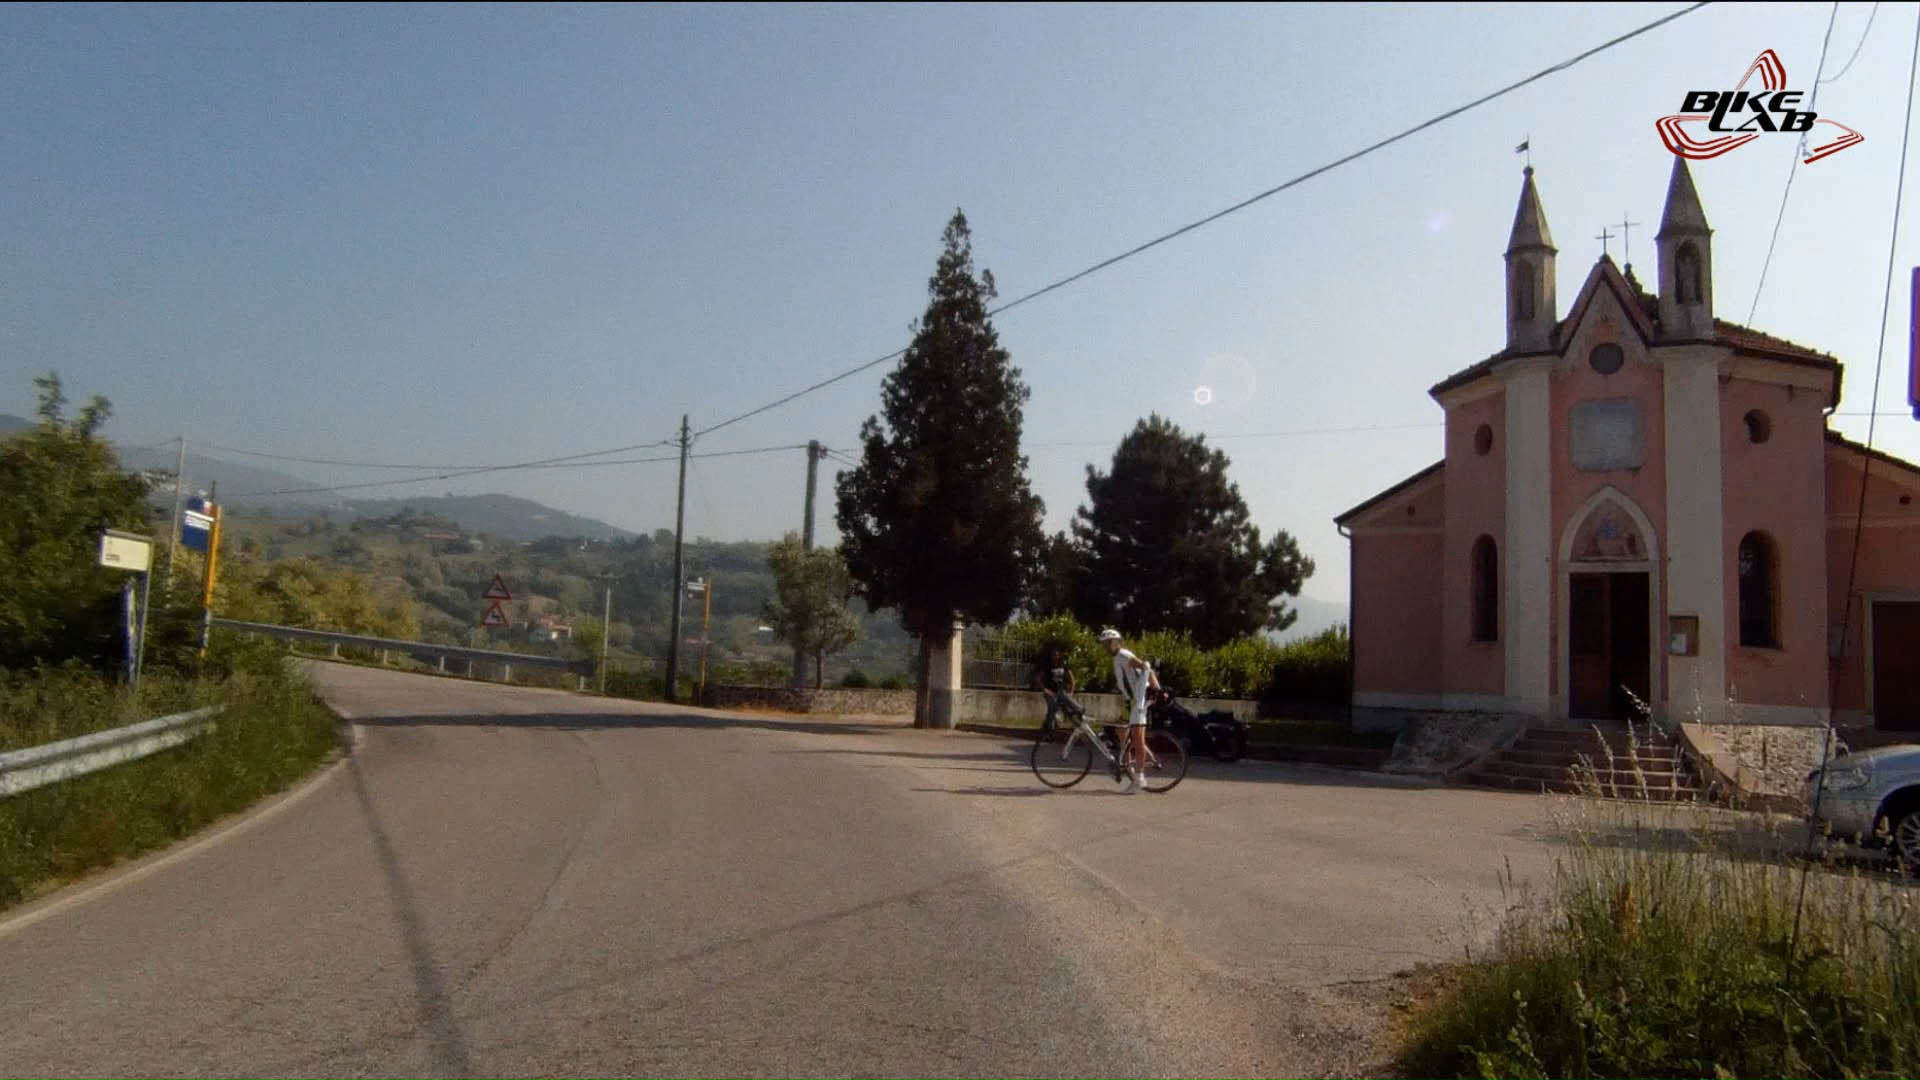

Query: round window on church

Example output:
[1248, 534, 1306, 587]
[1474, 424, 1494, 456]
[1589, 343, 1625, 376]
[1744, 410, 1772, 444]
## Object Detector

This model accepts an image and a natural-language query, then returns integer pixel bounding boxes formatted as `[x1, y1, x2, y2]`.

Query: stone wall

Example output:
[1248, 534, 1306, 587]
[703, 684, 1267, 726]
[1680, 722, 1837, 802]
[702, 685, 918, 716]
[953, 689, 1261, 729]
[1378, 712, 1526, 776]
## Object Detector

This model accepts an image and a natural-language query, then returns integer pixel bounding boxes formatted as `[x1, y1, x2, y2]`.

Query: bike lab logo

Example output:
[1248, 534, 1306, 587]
[1656, 49, 1863, 164]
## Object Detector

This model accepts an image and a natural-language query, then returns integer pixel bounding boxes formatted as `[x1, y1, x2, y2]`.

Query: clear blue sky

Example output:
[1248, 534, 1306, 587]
[5, 2, 1918, 605]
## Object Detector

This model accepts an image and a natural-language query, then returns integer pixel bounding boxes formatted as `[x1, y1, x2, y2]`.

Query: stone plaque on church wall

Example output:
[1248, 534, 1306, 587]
[1569, 398, 1644, 471]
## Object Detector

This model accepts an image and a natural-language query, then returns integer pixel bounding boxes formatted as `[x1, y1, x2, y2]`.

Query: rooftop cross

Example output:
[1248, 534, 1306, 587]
[1595, 226, 1615, 259]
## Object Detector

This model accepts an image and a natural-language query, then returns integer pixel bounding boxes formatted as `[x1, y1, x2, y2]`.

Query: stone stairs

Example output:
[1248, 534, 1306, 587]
[1464, 725, 1702, 801]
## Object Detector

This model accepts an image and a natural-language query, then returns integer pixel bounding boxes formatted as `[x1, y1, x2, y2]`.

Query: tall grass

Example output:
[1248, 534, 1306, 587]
[1400, 793, 1920, 1078]
[0, 653, 342, 910]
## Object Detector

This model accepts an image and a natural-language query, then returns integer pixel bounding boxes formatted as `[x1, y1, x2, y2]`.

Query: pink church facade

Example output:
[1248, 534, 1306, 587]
[1337, 160, 1920, 735]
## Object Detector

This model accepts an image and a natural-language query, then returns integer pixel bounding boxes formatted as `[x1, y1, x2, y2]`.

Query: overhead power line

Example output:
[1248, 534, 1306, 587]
[690, 2, 1713, 441]
[193, 437, 679, 472]
[1820, 1, 1880, 84]
[223, 443, 809, 499]
[1749, 1, 1842, 325]
[1800, 1, 1920, 949]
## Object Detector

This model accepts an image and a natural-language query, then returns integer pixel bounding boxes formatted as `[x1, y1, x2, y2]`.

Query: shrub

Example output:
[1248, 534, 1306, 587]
[995, 615, 1350, 702]
[877, 674, 912, 691]
[1131, 629, 1202, 696]
[1264, 623, 1350, 707]
[840, 669, 872, 689]
[1194, 635, 1286, 699]
[604, 668, 662, 701]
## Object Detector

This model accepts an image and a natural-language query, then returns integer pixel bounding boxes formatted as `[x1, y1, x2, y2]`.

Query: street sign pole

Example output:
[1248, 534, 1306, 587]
[135, 562, 152, 687]
[99, 529, 154, 690]
[198, 503, 222, 659]
[123, 579, 138, 686]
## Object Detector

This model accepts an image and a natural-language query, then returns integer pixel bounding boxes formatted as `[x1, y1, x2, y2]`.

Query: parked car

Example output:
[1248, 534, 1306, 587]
[1805, 744, 1920, 870]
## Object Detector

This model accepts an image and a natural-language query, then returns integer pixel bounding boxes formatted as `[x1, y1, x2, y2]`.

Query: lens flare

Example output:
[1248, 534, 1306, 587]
[1194, 386, 1214, 406]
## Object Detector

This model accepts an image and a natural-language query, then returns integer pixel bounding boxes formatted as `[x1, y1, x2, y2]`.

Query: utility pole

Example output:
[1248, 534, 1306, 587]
[596, 573, 617, 694]
[665, 414, 691, 703]
[793, 440, 823, 689]
[165, 437, 186, 587]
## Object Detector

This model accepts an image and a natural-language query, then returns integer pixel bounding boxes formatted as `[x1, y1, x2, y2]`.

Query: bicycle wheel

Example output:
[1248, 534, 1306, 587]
[1138, 729, 1189, 793]
[1031, 729, 1094, 788]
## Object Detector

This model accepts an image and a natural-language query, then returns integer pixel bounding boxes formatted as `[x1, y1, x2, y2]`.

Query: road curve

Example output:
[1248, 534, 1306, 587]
[0, 663, 1565, 1077]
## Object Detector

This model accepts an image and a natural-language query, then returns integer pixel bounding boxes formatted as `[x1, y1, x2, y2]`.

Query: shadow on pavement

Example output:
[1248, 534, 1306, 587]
[347, 757, 476, 1075]
[797, 733, 1445, 795]
[353, 709, 909, 739]
[1514, 810, 1918, 883]
[352, 709, 1444, 794]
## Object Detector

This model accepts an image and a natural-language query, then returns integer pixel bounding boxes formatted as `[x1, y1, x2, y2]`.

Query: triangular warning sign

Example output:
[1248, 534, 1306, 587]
[480, 600, 509, 627]
[483, 574, 512, 601]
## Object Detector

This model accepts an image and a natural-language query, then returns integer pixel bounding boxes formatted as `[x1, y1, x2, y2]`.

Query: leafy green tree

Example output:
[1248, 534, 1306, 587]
[572, 616, 607, 667]
[836, 210, 1046, 724]
[1023, 531, 1083, 618]
[764, 535, 862, 689]
[0, 374, 155, 670]
[1072, 414, 1314, 647]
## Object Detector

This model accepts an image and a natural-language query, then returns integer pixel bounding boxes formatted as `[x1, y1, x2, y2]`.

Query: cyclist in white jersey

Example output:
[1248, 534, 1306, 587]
[1098, 628, 1159, 792]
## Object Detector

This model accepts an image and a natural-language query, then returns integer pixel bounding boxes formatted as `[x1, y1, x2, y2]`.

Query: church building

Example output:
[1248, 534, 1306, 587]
[1337, 159, 1920, 736]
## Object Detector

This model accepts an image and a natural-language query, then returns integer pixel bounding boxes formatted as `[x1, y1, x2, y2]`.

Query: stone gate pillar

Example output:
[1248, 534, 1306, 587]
[926, 620, 965, 729]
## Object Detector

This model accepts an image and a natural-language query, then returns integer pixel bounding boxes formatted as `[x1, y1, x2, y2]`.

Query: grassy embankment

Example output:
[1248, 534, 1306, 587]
[0, 654, 342, 911]
[1399, 765, 1919, 1079]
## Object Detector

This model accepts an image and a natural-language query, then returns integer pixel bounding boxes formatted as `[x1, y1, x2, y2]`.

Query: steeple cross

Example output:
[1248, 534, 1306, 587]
[1595, 226, 1615, 258]
[1617, 213, 1643, 267]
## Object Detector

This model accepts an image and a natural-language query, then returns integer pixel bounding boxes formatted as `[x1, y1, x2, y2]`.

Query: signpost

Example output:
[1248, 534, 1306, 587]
[181, 495, 214, 553]
[685, 578, 713, 697]
[197, 501, 222, 659]
[481, 575, 511, 630]
[98, 529, 153, 689]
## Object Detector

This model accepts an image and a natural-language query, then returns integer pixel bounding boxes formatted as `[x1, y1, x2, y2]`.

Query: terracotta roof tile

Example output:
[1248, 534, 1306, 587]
[1713, 320, 1837, 366]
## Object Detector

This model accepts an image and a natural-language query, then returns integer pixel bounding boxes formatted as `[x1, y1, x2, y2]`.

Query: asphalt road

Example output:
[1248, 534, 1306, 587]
[0, 663, 1573, 1078]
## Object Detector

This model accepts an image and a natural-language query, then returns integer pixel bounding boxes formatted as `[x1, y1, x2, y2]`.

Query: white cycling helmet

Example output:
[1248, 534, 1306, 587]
[1096, 628, 1122, 642]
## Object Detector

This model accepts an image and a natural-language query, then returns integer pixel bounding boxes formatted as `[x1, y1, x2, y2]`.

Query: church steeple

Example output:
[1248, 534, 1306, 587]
[1655, 156, 1713, 340]
[1504, 166, 1558, 353]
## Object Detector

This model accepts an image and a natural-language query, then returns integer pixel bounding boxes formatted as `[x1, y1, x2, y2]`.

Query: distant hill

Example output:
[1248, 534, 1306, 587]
[332, 494, 636, 543]
[0, 420, 638, 544]
[1276, 594, 1348, 642]
[103, 445, 636, 543]
[113, 445, 330, 507]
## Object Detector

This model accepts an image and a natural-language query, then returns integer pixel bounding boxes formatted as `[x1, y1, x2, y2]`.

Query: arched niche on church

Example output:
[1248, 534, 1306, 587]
[1568, 499, 1648, 562]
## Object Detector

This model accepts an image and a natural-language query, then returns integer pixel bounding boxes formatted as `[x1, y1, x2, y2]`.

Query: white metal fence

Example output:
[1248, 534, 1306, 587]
[0, 706, 224, 798]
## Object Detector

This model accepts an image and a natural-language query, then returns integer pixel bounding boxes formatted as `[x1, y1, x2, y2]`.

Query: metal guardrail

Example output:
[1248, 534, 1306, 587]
[209, 618, 593, 676]
[1, 707, 223, 798]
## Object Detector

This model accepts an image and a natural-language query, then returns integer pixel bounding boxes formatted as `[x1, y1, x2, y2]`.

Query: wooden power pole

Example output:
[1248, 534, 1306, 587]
[665, 415, 691, 704]
[793, 440, 823, 689]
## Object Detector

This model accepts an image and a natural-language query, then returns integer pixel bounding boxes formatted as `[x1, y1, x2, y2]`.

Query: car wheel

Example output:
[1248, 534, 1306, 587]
[1892, 806, 1920, 874]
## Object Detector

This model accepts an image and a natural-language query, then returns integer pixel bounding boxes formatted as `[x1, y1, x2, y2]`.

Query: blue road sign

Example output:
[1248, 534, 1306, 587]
[181, 496, 214, 553]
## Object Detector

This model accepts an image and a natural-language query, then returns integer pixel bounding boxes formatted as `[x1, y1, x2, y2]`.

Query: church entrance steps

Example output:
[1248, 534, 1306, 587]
[1462, 724, 1703, 801]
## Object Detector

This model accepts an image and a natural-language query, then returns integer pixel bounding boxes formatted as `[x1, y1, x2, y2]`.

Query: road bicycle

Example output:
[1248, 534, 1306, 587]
[1030, 699, 1188, 793]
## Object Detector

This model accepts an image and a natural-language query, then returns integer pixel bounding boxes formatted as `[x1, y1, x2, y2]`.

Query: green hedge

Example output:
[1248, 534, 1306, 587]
[999, 616, 1349, 705]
